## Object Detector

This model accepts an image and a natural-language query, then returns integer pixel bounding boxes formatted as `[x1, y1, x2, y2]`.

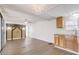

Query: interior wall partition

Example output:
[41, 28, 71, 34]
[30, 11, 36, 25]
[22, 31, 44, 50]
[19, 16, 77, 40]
[0, 13, 5, 52]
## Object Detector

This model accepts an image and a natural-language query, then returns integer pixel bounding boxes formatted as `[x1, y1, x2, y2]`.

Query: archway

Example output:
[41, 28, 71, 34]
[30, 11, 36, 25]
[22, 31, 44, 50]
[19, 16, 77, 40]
[12, 26, 22, 40]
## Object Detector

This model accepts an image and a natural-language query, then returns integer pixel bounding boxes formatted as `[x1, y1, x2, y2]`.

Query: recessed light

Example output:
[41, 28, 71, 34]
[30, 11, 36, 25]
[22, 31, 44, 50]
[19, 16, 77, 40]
[22, 27, 25, 30]
[72, 13, 79, 18]
[24, 21, 27, 24]
[7, 27, 11, 30]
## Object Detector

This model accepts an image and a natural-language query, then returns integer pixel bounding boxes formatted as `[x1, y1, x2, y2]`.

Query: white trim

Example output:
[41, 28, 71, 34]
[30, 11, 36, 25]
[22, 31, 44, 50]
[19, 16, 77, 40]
[31, 38, 52, 43]
[13, 38, 21, 40]
[7, 38, 25, 40]
[7, 39, 11, 40]
[7, 38, 21, 40]
[55, 45, 79, 55]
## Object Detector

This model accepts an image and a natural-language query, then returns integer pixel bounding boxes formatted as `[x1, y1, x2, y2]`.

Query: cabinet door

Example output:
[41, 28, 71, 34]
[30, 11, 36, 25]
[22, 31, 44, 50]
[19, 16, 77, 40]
[54, 35, 59, 46]
[71, 36, 78, 52]
[66, 35, 78, 52]
[59, 35, 66, 48]
[54, 34, 66, 48]
[56, 16, 64, 28]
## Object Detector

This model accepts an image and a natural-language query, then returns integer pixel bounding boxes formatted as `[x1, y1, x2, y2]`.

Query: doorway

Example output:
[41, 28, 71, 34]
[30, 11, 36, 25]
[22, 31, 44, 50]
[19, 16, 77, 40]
[6, 24, 26, 40]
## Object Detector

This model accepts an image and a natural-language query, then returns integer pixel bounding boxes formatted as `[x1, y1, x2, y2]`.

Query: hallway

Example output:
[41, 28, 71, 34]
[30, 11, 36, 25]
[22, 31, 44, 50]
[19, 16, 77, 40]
[0, 39, 76, 55]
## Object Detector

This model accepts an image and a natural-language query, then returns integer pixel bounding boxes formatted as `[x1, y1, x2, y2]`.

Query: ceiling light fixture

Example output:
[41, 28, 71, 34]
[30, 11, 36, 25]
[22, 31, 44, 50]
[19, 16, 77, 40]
[22, 27, 25, 30]
[24, 21, 28, 24]
[7, 27, 11, 30]
[73, 14, 79, 18]
[32, 5, 46, 13]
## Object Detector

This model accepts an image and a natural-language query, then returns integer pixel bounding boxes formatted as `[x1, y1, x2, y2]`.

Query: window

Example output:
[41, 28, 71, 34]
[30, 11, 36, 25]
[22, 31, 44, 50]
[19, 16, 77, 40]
[65, 17, 78, 30]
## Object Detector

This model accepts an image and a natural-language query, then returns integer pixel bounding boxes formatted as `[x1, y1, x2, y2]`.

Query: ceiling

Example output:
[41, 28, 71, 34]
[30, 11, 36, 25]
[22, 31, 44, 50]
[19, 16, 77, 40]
[0, 4, 79, 24]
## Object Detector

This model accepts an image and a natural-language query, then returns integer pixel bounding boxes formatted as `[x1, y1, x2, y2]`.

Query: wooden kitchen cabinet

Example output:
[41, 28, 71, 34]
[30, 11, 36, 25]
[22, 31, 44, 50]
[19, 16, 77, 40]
[54, 34, 59, 45]
[54, 34, 66, 48]
[71, 35, 78, 52]
[54, 34, 78, 52]
[59, 35, 66, 48]
[56, 16, 64, 28]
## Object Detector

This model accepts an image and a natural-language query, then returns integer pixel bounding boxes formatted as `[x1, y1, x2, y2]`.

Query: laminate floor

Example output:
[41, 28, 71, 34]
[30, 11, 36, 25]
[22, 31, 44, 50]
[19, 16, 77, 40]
[0, 38, 77, 55]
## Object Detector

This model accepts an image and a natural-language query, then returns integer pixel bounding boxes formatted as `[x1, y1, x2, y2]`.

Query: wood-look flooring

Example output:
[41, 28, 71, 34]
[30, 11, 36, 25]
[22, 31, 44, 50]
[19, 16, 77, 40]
[0, 38, 77, 55]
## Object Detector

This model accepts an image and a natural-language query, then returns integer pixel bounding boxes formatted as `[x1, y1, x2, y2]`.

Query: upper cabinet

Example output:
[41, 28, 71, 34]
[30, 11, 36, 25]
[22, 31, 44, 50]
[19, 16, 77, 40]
[56, 16, 64, 28]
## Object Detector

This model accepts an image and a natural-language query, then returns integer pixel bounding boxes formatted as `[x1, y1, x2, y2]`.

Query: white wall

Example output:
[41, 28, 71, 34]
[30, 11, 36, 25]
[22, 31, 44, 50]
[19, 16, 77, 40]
[31, 20, 55, 43]
[0, 8, 6, 51]
[30, 18, 75, 43]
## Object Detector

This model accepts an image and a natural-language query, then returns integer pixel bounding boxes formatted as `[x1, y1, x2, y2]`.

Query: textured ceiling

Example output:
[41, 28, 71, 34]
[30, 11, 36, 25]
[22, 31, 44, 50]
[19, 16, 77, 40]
[0, 4, 79, 24]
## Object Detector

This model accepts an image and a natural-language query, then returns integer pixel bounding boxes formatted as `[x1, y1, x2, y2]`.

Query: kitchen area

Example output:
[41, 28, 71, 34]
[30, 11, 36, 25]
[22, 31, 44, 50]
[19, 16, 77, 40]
[54, 16, 79, 54]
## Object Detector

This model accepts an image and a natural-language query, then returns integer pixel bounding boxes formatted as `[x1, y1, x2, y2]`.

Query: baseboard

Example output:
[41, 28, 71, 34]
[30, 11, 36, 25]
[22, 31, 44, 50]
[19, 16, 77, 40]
[55, 45, 79, 55]
[31, 38, 52, 43]
[7, 38, 22, 40]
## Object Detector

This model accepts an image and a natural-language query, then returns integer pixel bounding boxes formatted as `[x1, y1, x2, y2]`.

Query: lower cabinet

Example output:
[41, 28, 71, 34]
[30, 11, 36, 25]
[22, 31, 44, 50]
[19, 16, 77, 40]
[54, 34, 66, 48]
[54, 34, 78, 52]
